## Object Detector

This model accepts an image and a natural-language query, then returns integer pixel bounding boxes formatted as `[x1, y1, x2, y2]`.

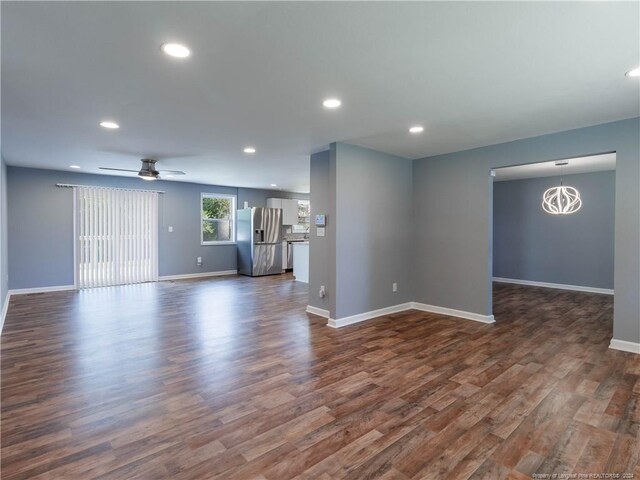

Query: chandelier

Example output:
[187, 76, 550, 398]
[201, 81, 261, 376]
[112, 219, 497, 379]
[542, 183, 582, 214]
[542, 161, 581, 214]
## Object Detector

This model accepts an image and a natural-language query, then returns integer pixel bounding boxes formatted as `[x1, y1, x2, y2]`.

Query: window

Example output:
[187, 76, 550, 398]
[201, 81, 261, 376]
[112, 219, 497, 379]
[201, 193, 236, 244]
[292, 200, 311, 233]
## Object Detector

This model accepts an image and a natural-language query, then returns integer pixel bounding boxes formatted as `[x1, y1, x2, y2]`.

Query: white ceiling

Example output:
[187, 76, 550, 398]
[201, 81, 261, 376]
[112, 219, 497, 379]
[2, 2, 639, 193]
[493, 152, 616, 182]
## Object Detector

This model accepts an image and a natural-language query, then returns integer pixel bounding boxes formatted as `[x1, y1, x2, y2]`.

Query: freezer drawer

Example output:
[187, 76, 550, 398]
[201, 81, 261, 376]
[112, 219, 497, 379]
[252, 243, 282, 276]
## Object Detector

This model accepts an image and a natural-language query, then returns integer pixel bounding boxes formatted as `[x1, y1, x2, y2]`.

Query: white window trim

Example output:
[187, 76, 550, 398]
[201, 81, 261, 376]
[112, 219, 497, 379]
[201, 193, 237, 245]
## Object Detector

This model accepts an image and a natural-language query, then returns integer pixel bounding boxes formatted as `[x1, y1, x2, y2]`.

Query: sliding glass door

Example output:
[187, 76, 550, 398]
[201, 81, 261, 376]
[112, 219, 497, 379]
[74, 186, 159, 288]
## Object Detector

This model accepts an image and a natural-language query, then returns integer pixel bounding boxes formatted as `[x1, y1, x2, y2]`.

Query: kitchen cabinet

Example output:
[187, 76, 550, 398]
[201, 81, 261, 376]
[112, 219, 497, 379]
[267, 198, 299, 225]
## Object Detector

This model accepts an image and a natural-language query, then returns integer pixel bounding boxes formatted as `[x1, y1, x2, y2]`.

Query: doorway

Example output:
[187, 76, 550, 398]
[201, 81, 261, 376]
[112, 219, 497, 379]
[490, 152, 616, 313]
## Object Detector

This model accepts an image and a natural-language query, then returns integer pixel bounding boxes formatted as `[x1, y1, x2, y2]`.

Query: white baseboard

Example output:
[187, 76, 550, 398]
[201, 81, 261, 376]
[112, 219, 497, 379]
[609, 339, 640, 354]
[493, 277, 614, 295]
[159, 270, 238, 281]
[410, 302, 496, 324]
[8, 285, 76, 295]
[328, 303, 413, 328]
[325, 300, 496, 329]
[3, 285, 77, 334]
[306, 305, 330, 318]
[1, 292, 10, 335]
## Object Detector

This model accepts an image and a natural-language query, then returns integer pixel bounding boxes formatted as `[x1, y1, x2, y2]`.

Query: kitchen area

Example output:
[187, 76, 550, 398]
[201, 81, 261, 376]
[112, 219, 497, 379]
[237, 197, 310, 283]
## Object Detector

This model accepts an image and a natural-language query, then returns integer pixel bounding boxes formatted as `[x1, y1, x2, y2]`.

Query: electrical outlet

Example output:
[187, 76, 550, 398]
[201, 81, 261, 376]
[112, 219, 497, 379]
[196, 256, 202, 266]
[392, 282, 398, 292]
[319, 285, 326, 298]
[168, 226, 173, 232]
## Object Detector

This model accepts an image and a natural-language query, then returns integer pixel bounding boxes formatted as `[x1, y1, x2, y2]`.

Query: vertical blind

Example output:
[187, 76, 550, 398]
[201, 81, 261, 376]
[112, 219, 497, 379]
[75, 186, 159, 288]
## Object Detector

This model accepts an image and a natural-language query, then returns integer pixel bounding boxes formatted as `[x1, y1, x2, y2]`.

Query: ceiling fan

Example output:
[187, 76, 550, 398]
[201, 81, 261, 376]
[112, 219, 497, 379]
[99, 159, 185, 181]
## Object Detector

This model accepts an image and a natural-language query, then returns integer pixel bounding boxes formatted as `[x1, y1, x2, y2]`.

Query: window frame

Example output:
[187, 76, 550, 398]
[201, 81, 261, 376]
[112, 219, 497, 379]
[200, 193, 237, 245]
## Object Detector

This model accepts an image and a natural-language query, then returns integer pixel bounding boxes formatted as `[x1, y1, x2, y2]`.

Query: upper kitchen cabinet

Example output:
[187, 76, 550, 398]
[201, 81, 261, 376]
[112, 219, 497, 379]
[267, 198, 299, 225]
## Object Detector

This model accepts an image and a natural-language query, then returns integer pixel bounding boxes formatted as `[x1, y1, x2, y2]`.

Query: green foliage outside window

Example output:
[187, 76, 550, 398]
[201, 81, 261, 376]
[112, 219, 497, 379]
[202, 196, 234, 242]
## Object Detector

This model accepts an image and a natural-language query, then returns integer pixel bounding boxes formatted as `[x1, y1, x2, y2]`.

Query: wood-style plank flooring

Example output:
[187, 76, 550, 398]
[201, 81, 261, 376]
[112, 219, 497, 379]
[2, 275, 639, 479]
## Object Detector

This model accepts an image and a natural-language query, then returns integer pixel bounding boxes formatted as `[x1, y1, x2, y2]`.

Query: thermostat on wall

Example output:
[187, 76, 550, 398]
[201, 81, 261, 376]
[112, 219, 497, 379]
[315, 214, 326, 227]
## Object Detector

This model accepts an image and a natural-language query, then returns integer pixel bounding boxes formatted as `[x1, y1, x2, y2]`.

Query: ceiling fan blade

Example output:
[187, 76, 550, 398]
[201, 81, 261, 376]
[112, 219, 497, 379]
[99, 167, 138, 172]
[158, 170, 186, 175]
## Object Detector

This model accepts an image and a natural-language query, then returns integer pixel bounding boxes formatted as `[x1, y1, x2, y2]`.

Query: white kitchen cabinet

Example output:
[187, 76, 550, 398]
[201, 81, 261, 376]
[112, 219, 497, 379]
[267, 198, 299, 225]
[266, 198, 282, 209]
[283, 199, 299, 225]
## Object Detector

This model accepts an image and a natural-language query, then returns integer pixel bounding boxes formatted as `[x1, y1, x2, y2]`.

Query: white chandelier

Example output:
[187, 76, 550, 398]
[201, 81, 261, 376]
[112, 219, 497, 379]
[542, 183, 582, 214]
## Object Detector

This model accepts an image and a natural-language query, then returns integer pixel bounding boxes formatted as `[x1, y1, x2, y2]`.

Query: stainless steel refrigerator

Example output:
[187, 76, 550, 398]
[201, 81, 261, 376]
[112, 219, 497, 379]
[237, 208, 283, 276]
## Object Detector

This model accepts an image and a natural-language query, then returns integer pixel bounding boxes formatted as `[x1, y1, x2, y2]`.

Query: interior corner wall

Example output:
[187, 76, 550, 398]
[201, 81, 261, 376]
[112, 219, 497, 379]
[493, 171, 615, 290]
[308, 149, 335, 315]
[412, 117, 639, 345]
[0, 156, 8, 312]
[6, 167, 307, 290]
[333, 143, 413, 319]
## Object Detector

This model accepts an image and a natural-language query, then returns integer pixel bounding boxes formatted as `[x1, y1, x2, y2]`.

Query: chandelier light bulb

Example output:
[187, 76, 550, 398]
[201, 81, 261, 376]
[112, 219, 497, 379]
[542, 185, 582, 215]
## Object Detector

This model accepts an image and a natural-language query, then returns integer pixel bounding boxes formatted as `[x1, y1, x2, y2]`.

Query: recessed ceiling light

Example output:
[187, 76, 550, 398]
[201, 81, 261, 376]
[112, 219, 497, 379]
[69, 165, 81, 169]
[244, 147, 256, 154]
[162, 43, 191, 58]
[409, 126, 424, 134]
[322, 98, 342, 109]
[626, 66, 640, 77]
[99, 121, 119, 129]
[270, 183, 277, 187]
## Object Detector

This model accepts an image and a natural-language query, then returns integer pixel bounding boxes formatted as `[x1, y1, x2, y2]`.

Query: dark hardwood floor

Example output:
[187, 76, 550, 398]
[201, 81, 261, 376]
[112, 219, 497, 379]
[1, 275, 638, 479]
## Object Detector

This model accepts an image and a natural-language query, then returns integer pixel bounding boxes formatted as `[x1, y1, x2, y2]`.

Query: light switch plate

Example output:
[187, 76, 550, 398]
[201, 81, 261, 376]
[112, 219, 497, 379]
[317, 227, 325, 237]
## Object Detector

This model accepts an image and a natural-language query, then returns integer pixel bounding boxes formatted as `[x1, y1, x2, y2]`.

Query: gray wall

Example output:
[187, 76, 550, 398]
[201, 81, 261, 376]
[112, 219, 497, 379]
[307, 144, 413, 319]
[0, 157, 8, 312]
[334, 143, 413, 318]
[7, 167, 305, 289]
[308, 150, 335, 314]
[493, 171, 615, 289]
[412, 117, 639, 344]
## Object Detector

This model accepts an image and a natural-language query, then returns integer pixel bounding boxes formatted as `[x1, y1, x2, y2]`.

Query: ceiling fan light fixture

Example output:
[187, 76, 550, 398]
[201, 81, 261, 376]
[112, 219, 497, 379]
[138, 158, 160, 180]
